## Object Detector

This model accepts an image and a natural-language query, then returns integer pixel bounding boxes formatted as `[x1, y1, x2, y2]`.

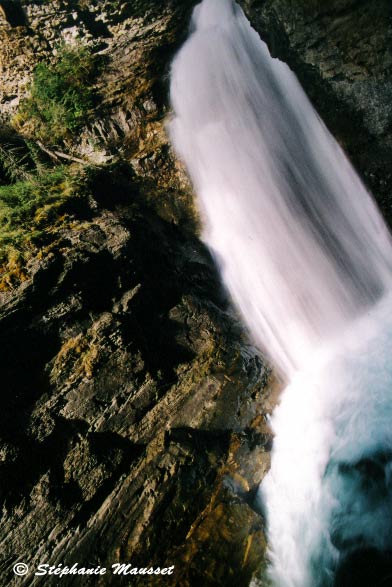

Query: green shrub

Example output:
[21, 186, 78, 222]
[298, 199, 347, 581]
[0, 167, 73, 233]
[14, 45, 97, 144]
[0, 143, 32, 183]
[0, 164, 88, 290]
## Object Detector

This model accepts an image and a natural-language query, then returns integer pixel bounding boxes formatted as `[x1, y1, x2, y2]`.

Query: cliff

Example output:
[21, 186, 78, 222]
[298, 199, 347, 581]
[0, 2, 272, 586]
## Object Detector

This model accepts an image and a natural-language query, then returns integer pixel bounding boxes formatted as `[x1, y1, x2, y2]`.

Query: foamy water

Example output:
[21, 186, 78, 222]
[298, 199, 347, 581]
[169, 1, 392, 585]
[262, 298, 392, 586]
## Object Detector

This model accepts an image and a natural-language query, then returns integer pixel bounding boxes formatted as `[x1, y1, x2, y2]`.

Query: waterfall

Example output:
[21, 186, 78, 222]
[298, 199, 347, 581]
[169, 0, 392, 585]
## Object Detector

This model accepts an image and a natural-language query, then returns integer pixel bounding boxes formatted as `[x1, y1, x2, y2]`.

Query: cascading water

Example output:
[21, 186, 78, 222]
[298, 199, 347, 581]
[169, 0, 392, 585]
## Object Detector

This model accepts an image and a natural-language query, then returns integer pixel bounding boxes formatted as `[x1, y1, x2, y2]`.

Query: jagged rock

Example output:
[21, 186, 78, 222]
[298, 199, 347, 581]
[0, 1, 275, 582]
[0, 165, 273, 585]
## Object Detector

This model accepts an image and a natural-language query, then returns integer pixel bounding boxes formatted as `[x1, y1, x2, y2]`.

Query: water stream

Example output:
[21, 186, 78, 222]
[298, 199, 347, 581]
[169, 1, 392, 585]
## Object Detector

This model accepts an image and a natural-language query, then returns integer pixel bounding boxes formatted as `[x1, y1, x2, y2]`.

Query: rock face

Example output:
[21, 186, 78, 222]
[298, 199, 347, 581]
[0, 169, 273, 586]
[0, 1, 273, 586]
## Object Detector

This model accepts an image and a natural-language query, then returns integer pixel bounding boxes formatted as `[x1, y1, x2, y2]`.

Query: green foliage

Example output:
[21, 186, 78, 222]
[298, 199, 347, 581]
[0, 143, 32, 183]
[0, 167, 72, 234]
[0, 163, 88, 289]
[15, 45, 97, 144]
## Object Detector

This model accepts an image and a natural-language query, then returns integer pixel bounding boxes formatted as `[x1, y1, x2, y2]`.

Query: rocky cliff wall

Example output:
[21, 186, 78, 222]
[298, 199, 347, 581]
[0, 1, 273, 586]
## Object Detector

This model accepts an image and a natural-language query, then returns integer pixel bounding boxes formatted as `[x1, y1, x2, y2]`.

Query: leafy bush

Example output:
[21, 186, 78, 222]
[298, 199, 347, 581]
[14, 45, 97, 144]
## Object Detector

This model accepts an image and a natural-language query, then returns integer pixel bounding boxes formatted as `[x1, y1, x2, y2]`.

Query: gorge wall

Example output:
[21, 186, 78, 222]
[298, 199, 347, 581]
[0, 2, 272, 585]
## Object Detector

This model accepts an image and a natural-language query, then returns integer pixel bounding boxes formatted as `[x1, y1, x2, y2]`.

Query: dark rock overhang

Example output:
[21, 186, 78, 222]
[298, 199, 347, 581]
[0, 0, 27, 27]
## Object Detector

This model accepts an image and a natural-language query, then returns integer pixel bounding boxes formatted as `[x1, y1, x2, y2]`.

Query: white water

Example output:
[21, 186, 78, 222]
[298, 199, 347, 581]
[169, 0, 392, 585]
